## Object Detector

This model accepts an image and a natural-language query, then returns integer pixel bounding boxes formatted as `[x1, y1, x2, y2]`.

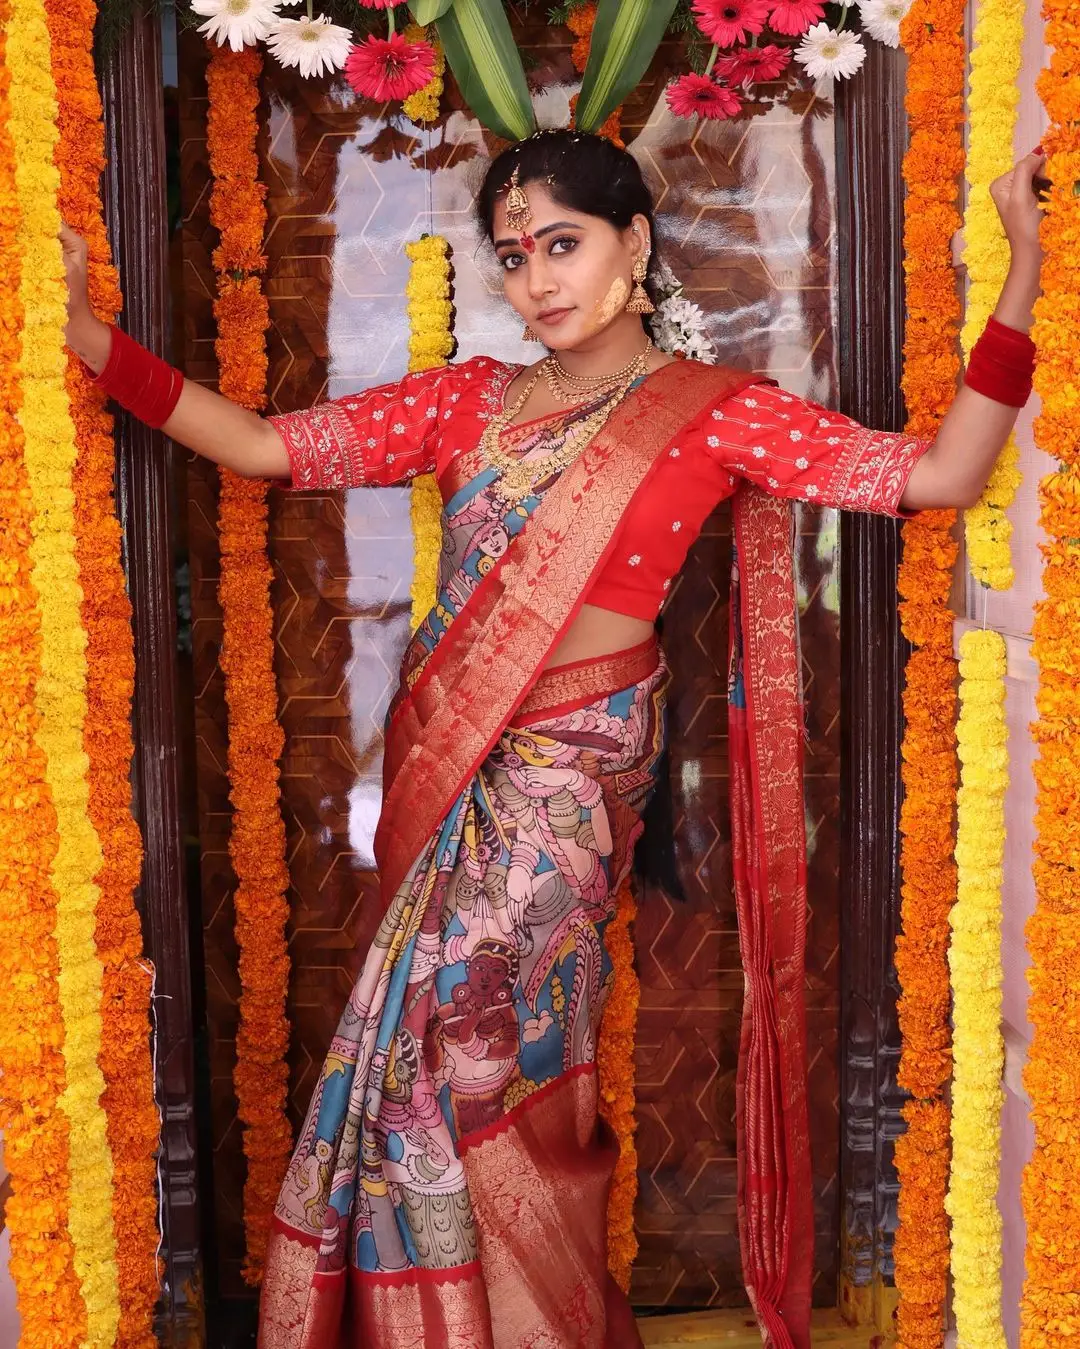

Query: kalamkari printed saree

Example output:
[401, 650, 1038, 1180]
[258, 357, 899, 1348]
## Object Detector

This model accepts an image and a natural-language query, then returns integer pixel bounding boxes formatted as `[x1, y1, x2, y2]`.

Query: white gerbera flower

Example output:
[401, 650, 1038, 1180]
[190, 0, 280, 52]
[793, 23, 867, 80]
[266, 14, 354, 78]
[858, 0, 911, 46]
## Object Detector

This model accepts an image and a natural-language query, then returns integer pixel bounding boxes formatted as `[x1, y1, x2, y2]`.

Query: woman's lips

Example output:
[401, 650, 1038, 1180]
[536, 307, 572, 326]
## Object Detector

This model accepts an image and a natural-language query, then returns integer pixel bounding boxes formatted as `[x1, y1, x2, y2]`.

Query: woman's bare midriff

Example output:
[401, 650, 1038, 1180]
[544, 604, 654, 671]
[509, 352, 674, 673]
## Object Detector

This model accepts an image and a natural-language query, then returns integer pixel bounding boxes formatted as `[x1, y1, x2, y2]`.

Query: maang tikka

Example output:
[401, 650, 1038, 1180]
[504, 166, 532, 233]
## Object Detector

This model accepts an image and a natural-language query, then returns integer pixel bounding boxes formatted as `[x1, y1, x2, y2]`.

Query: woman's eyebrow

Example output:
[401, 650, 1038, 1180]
[493, 221, 583, 249]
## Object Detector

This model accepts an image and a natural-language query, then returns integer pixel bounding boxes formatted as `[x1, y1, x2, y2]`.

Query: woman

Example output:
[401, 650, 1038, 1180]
[63, 130, 1044, 1349]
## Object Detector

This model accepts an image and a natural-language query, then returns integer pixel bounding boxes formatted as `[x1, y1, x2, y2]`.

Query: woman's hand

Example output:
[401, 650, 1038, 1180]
[990, 149, 1046, 260]
[59, 223, 111, 372]
[987, 150, 1045, 334]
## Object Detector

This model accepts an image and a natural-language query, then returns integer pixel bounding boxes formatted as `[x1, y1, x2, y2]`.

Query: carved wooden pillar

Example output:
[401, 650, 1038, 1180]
[835, 41, 909, 1326]
[98, 12, 206, 1342]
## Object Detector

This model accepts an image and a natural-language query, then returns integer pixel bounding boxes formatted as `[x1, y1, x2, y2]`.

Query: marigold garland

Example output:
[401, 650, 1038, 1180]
[892, 1, 965, 1343]
[946, 630, 1007, 1349]
[567, 2, 625, 147]
[402, 22, 445, 126]
[596, 876, 640, 1290]
[45, 0, 162, 1337]
[8, 0, 126, 1339]
[1020, 0, 1080, 1335]
[207, 41, 294, 1285]
[0, 6, 88, 1344]
[404, 233, 452, 631]
[960, 0, 1024, 591]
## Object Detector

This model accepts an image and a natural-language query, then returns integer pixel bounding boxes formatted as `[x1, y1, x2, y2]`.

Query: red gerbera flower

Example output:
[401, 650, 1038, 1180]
[714, 43, 793, 87]
[767, 0, 825, 35]
[355, 0, 396, 7]
[345, 32, 436, 101]
[666, 74, 743, 121]
[692, 0, 771, 47]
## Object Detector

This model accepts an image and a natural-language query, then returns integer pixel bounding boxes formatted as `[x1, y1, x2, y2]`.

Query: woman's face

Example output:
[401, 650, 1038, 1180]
[491, 180, 649, 350]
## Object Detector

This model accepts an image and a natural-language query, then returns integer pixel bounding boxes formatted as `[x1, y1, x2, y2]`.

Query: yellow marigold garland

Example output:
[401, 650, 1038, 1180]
[404, 233, 452, 631]
[9, 0, 124, 1340]
[960, 0, 1024, 591]
[1020, 0, 1080, 1334]
[946, 630, 1007, 1349]
[46, 0, 162, 1336]
[596, 876, 640, 1290]
[892, 1, 964, 1343]
[207, 42, 294, 1285]
[0, 6, 88, 1343]
[402, 23, 445, 126]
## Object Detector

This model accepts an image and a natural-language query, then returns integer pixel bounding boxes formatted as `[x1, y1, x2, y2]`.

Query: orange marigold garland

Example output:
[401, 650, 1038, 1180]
[596, 876, 641, 1290]
[892, 0, 965, 1343]
[0, 8, 88, 1343]
[45, 0, 161, 1337]
[207, 42, 293, 1285]
[567, 2, 625, 147]
[1020, 0, 1080, 1336]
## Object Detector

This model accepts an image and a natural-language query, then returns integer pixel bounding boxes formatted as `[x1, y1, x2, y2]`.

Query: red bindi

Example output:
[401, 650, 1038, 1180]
[520, 233, 536, 253]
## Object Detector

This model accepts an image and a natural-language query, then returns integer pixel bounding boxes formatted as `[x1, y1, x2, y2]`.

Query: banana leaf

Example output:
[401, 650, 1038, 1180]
[407, 0, 456, 24]
[575, 0, 678, 134]
[436, 0, 536, 142]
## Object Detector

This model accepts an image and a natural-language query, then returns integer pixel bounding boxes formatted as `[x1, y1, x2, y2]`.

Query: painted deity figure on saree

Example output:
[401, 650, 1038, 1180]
[62, 129, 1044, 1349]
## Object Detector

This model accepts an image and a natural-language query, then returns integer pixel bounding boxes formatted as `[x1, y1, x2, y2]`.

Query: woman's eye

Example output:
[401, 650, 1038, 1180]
[501, 253, 524, 271]
[550, 236, 577, 256]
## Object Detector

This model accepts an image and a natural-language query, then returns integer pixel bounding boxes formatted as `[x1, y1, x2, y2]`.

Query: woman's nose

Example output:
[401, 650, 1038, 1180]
[526, 256, 556, 300]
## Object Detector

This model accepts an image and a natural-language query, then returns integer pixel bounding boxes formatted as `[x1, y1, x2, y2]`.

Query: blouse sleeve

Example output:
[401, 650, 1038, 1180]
[267, 362, 462, 490]
[704, 383, 930, 516]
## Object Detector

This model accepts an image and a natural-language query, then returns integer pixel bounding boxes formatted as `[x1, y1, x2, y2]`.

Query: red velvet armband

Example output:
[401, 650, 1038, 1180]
[963, 315, 1036, 408]
[89, 324, 185, 429]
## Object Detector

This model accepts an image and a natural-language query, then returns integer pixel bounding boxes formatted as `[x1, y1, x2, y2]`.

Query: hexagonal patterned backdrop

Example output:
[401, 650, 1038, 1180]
[177, 10, 841, 1313]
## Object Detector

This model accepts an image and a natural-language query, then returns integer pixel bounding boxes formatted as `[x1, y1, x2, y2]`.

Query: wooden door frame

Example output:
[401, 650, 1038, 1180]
[99, 10, 206, 1342]
[835, 42, 908, 1329]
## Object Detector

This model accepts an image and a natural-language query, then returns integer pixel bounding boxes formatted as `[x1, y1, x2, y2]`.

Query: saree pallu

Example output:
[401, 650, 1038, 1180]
[259, 361, 813, 1348]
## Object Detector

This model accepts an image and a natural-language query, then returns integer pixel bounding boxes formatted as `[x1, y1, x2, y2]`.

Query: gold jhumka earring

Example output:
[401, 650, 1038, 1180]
[522, 324, 542, 342]
[626, 253, 655, 315]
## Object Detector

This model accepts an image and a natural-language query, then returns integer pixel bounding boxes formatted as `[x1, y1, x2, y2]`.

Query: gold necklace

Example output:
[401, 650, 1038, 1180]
[481, 347, 650, 505]
[545, 339, 654, 403]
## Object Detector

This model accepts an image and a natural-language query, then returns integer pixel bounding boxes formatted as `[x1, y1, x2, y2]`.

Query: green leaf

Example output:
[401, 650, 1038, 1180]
[436, 0, 536, 142]
[575, 0, 678, 133]
[408, 0, 456, 24]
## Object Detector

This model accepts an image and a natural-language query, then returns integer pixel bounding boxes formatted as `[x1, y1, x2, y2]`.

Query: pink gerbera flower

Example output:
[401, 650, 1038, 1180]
[345, 31, 436, 101]
[767, 0, 826, 35]
[692, 0, 771, 46]
[714, 43, 792, 87]
[666, 74, 743, 120]
[355, 0, 396, 7]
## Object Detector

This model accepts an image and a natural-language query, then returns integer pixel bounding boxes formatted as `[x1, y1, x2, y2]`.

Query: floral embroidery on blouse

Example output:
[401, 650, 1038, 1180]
[267, 361, 931, 622]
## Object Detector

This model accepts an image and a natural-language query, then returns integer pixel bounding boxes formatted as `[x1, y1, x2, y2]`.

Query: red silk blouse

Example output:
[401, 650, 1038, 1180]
[269, 356, 930, 622]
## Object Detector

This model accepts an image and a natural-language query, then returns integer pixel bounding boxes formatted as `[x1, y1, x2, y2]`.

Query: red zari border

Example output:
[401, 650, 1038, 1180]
[729, 486, 812, 1348]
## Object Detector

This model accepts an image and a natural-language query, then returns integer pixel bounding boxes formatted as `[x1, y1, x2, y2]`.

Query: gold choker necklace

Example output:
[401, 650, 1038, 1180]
[544, 340, 654, 404]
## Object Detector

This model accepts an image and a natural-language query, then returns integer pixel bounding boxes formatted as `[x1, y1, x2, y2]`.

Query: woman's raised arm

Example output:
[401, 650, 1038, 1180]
[63, 225, 290, 479]
[899, 148, 1044, 512]
[63, 226, 467, 490]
